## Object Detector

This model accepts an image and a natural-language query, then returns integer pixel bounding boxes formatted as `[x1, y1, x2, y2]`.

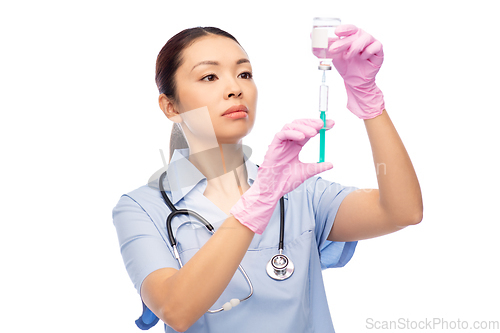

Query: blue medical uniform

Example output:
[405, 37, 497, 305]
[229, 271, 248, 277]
[112, 148, 358, 332]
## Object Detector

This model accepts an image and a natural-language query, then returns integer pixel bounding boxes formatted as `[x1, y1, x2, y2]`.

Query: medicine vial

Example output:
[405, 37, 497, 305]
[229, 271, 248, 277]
[311, 17, 341, 69]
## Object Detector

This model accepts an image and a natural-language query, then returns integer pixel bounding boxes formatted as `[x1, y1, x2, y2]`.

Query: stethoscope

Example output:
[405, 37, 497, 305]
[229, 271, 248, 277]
[158, 166, 294, 313]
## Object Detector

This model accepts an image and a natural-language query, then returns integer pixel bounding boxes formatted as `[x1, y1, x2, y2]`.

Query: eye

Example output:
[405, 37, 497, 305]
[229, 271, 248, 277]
[238, 72, 253, 79]
[201, 74, 218, 82]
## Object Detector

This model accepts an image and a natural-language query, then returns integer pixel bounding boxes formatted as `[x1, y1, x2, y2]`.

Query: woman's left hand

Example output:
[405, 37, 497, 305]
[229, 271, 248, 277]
[230, 118, 334, 235]
[327, 24, 386, 119]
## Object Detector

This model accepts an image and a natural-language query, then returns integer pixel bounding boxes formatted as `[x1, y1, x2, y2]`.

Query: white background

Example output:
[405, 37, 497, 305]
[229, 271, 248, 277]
[1, 0, 499, 332]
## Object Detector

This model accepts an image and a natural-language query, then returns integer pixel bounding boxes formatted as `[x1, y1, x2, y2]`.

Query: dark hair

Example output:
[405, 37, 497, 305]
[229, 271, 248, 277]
[155, 27, 242, 161]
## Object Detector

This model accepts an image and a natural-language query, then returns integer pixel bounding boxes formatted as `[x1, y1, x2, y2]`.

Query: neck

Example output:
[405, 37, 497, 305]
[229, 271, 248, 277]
[188, 143, 248, 195]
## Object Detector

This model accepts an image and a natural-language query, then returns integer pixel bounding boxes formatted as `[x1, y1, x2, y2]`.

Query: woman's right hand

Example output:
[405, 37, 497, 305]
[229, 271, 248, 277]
[230, 118, 334, 234]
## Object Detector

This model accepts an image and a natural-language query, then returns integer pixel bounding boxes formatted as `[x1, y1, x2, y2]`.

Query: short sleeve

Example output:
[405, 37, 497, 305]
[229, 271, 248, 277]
[112, 194, 177, 295]
[308, 177, 359, 269]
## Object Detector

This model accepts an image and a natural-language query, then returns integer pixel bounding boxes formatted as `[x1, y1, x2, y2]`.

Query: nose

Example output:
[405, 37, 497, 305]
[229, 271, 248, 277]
[225, 78, 243, 99]
[227, 91, 242, 98]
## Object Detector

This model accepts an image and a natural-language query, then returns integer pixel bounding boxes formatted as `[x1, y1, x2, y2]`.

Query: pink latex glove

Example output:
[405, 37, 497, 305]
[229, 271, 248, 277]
[328, 25, 385, 119]
[230, 118, 334, 234]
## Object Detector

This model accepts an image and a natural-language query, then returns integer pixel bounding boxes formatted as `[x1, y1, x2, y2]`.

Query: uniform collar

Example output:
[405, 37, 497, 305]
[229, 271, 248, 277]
[162, 148, 257, 205]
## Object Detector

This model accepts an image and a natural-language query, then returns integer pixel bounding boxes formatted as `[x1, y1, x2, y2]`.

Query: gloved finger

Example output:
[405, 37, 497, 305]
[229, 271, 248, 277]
[286, 123, 318, 138]
[363, 41, 384, 67]
[335, 24, 358, 38]
[360, 39, 383, 60]
[274, 129, 306, 142]
[345, 30, 375, 58]
[324, 119, 335, 129]
[328, 35, 357, 55]
[310, 118, 335, 130]
[273, 120, 322, 146]
[302, 162, 333, 180]
[330, 25, 360, 54]
[289, 118, 335, 131]
[290, 118, 324, 131]
[273, 119, 334, 145]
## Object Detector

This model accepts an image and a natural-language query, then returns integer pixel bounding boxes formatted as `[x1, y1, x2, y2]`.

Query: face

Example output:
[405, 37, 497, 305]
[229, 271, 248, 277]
[162, 35, 258, 145]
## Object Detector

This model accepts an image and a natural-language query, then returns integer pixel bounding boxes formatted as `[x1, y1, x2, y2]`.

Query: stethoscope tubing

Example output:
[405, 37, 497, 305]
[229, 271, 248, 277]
[159, 170, 258, 313]
[157, 165, 292, 312]
[159, 169, 285, 252]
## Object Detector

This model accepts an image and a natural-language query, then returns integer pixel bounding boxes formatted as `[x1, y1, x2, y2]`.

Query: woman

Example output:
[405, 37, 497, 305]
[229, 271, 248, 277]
[113, 25, 423, 332]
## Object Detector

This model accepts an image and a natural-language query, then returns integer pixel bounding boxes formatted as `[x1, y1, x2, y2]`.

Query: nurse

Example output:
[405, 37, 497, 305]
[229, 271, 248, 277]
[112, 25, 423, 332]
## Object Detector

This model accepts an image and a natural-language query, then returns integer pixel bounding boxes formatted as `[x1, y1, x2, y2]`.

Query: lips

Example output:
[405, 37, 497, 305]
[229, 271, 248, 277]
[222, 105, 248, 116]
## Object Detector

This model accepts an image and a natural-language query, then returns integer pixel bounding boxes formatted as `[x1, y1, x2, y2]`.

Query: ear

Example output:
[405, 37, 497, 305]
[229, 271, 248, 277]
[159, 94, 183, 123]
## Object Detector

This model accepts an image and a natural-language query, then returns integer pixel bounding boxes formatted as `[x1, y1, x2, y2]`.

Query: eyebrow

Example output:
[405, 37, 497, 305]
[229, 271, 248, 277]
[191, 58, 250, 72]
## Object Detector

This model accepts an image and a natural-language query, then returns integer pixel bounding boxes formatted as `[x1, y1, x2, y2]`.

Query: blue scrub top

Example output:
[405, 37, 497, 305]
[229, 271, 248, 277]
[112, 148, 358, 332]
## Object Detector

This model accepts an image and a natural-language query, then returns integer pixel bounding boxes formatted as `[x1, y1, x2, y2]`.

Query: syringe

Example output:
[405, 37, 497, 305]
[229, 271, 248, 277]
[311, 17, 340, 163]
[318, 63, 331, 162]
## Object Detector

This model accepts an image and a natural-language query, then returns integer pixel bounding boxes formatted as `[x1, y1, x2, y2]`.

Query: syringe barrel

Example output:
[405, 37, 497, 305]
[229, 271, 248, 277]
[319, 84, 328, 112]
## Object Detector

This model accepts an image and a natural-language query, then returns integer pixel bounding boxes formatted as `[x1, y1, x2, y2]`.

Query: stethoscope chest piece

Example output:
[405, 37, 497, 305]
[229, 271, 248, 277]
[266, 253, 294, 280]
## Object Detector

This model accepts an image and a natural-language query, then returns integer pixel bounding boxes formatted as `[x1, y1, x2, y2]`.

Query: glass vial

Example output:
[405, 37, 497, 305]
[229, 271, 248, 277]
[311, 17, 341, 69]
